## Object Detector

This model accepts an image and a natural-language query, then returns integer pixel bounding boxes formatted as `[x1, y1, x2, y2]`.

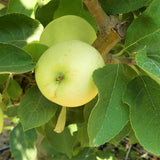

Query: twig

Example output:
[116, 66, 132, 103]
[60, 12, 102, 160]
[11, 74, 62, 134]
[105, 54, 137, 65]
[153, 155, 158, 160]
[125, 144, 132, 160]
[83, 0, 111, 33]
[83, 0, 126, 61]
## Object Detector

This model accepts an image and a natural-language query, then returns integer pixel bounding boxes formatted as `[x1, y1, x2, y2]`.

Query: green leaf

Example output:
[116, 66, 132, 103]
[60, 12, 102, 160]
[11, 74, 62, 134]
[0, 6, 7, 16]
[99, 0, 149, 14]
[88, 64, 129, 146]
[77, 124, 89, 147]
[7, 0, 37, 17]
[84, 96, 98, 122]
[53, 0, 97, 31]
[23, 41, 48, 62]
[128, 126, 138, 144]
[72, 148, 96, 160]
[66, 106, 84, 126]
[7, 79, 22, 100]
[35, 0, 59, 27]
[45, 125, 76, 158]
[0, 43, 35, 74]
[0, 13, 43, 47]
[53, 0, 82, 18]
[96, 150, 117, 160]
[123, 76, 160, 155]
[78, 8, 97, 32]
[109, 122, 131, 146]
[0, 3, 5, 10]
[52, 154, 69, 160]
[136, 49, 160, 85]
[10, 123, 37, 160]
[5, 105, 19, 117]
[41, 137, 60, 155]
[18, 86, 58, 130]
[125, 0, 160, 52]
[0, 74, 8, 88]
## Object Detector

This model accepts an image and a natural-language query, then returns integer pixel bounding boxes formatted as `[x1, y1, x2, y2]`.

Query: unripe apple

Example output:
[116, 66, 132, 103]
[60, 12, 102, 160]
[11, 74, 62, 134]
[0, 107, 3, 133]
[35, 40, 105, 107]
[40, 15, 97, 47]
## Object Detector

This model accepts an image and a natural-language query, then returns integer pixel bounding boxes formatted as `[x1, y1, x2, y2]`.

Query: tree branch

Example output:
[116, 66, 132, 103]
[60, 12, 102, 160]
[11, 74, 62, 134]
[83, 0, 127, 63]
[105, 54, 136, 65]
[83, 0, 111, 33]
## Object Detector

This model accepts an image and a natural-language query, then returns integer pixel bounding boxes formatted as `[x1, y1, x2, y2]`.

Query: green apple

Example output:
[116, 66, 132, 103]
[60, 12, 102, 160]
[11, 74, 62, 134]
[40, 15, 97, 47]
[0, 107, 3, 133]
[35, 40, 105, 107]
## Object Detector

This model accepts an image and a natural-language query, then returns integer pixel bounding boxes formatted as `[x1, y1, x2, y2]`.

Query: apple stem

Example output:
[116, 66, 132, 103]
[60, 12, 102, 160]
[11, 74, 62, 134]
[54, 106, 67, 133]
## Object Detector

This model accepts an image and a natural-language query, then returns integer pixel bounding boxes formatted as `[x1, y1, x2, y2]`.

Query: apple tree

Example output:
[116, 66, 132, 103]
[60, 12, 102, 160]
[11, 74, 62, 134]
[0, 0, 160, 159]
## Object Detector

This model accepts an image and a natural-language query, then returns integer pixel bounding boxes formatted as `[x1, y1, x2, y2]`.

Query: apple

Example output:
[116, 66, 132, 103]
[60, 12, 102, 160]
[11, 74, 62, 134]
[40, 15, 97, 47]
[35, 40, 105, 107]
[0, 107, 3, 133]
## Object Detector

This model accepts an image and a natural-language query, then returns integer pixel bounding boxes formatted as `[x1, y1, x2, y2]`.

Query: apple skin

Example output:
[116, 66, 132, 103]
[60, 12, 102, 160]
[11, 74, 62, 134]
[40, 15, 97, 47]
[35, 40, 105, 107]
[0, 107, 3, 133]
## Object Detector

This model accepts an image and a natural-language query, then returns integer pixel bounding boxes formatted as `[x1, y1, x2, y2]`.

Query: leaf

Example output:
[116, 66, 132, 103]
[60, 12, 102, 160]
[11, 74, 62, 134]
[125, 0, 160, 52]
[0, 74, 8, 86]
[18, 86, 58, 131]
[83, 96, 98, 122]
[72, 148, 96, 160]
[5, 105, 19, 117]
[109, 122, 131, 146]
[77, 124, 89, 147]
[45, 125, 76, 158]
[0, 13, 43, 47]
[123, 76, 160, 155]
[96, 150, 117, 160]
[0, 3, 5, 10]
[10, 123, 37, 160]
[7, 0, 37, 17]
[88, 64, 129, 146]
[52, 154, 69, 160]
[23, 42, 48, 62]
[99, 0, 149, 14]
[53, 0, 82, 18]
[41, 137, 60, 155]
[7, 79, 22, 100]
[35, 0, 59, 27]
[0, 6, 6, 16]
[0, 43, 35, 74]
[66, 106, 84, 126]
[136, 49, 160, 85]
[128, 127, 138, 144]
[53, 0, 97, 31]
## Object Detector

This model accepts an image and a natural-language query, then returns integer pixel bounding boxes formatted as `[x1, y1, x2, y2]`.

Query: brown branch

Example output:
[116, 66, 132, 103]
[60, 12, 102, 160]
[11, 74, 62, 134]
[83, 0, 111, 33]
[83, 0, 126, 63]
[105, 54, 137, 65]
[93, 29, 121, 61]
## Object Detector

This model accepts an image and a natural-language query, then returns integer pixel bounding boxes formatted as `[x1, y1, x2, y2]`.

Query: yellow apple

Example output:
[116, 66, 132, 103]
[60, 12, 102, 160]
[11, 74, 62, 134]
[35, 40, 105, 107]
[40, 15, 97, 47]
[0, 107, 3, 133]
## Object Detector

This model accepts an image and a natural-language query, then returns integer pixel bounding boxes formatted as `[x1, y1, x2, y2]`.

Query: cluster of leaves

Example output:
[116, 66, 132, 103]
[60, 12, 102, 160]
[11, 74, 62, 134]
[0, 0, 160, 159]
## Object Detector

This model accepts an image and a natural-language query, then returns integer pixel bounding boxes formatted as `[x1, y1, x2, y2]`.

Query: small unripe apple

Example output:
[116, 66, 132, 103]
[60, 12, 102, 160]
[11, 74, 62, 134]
[0, 107, 3, 133]
[35, 40, 105, 107]
[40, 15, 97, 47]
